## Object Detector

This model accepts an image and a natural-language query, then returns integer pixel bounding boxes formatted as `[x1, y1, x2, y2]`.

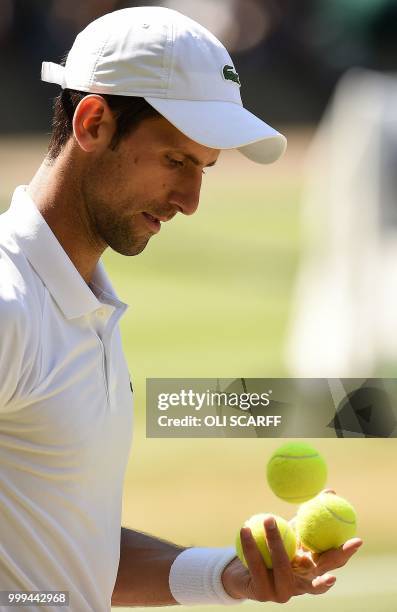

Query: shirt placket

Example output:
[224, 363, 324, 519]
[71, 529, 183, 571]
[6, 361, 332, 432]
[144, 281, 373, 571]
[96, 304, 127, 411]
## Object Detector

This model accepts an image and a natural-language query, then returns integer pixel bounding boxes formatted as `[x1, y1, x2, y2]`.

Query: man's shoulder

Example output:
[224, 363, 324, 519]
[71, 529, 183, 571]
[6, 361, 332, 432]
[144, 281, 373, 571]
[0, 213, 45, 324]
[0, 256, 38, 334]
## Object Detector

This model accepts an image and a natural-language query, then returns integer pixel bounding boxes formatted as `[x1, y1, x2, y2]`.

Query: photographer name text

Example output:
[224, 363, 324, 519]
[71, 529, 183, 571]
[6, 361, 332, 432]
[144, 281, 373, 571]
[157, 414, 281, 428]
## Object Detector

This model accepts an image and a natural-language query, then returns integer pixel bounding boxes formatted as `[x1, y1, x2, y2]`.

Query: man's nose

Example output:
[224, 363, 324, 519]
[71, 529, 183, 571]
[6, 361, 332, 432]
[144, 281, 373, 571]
[168, 174, 202, 216]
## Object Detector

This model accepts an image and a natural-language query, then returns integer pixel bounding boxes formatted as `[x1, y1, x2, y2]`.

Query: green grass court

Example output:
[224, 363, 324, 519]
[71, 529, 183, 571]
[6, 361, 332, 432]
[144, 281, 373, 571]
[1, 135, 396, 611]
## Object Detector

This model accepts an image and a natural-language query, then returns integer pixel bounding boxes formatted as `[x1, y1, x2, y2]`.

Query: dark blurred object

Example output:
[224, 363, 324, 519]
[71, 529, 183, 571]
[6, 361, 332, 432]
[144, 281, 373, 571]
[236, 0, 397, 124]
[0, 0, 15, 44]
[47, 0, 120, 53]
[1, 0, 397, 133]
[308, 0, 397, 71]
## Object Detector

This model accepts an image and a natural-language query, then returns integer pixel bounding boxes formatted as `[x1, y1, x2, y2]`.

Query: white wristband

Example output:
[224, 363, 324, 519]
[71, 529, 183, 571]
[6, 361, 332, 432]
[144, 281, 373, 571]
[169, 546, 243, 606]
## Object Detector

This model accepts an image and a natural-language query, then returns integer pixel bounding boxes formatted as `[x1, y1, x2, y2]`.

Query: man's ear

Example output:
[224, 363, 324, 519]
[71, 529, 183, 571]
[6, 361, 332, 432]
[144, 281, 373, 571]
[72, 95, 116, 153]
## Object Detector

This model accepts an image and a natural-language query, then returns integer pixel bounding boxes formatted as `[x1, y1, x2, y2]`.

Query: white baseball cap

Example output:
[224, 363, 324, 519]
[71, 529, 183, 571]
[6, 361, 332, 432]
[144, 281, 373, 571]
[41, 6, 286, 164]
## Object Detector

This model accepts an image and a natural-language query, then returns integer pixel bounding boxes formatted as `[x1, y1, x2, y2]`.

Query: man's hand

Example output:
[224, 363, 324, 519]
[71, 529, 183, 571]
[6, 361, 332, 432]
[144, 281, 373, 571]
[221, 493, 363, 604]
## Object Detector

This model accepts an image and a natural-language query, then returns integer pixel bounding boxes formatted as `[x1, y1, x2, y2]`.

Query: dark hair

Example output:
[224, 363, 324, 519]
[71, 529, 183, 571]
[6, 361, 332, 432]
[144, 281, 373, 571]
[47, 89, 161, 161]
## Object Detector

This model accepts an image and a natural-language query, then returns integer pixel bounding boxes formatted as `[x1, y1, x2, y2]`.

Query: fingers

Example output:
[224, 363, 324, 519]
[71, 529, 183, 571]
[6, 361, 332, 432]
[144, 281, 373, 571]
[310, 573, 336, 594]
[293, 571, 336, 596]
[241, 516, 348, 604]
[313, 538, 363, 572]
[240, 526, 273, 601]
[342, 538, 364, 553]
[240, 517, 296, 604]
[263, 516, 295, 603]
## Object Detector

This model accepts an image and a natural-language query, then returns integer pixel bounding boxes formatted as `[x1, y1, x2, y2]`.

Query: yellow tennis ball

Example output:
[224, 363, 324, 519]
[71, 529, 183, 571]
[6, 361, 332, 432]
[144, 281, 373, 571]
[267, 442, 327, 503]
[296, 493, 357, 553]
[235, 513, 297, 569]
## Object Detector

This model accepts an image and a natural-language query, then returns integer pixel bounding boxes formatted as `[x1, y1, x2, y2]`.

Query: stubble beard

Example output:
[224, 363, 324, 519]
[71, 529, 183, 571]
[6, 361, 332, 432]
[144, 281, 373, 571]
[94, 199, 153, 256]
[81, 155, 155, 257]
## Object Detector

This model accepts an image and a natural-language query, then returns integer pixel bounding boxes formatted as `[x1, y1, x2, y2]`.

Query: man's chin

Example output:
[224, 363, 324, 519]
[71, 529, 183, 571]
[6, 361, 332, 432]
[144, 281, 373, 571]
[110, 236, 152, 257]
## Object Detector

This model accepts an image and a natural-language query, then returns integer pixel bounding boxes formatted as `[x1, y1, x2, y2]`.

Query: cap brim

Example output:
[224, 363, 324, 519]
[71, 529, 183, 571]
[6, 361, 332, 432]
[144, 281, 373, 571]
[145, 98, 286, 164]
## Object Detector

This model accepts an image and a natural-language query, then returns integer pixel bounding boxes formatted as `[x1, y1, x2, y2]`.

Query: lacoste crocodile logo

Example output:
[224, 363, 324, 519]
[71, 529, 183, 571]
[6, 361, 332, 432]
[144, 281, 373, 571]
[222, 65, 241, 86]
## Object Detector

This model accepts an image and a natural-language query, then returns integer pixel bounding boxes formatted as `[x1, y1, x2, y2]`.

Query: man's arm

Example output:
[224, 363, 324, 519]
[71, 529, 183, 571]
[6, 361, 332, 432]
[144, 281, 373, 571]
[111, 513, 363, 607]
[111, 527, 186, 607]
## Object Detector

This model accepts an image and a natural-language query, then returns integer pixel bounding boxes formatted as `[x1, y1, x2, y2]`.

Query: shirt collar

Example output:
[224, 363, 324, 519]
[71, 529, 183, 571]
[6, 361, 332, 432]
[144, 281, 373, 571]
[7, 186, 128, 320]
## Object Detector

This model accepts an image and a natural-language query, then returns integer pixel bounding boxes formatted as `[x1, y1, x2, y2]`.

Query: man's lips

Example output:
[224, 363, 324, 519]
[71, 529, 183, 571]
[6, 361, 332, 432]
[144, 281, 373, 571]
[142, 211, 176, 233]
[142, 212, 161, 233]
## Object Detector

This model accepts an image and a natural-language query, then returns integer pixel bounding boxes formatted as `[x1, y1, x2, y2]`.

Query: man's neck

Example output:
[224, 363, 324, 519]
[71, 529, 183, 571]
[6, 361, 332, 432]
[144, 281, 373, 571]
[27, 152, 105, 284]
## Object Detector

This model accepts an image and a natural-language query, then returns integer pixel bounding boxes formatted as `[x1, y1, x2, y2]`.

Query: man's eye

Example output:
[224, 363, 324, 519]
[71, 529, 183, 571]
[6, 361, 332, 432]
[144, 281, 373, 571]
[167, 156, 184, 168]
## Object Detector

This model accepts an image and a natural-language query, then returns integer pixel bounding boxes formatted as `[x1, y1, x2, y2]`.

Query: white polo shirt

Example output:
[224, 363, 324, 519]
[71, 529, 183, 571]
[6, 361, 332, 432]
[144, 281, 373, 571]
[0, 187, 134, 611]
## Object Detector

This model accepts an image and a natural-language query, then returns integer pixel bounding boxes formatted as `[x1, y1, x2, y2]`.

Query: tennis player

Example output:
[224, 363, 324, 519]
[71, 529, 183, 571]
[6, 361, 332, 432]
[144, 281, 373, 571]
[0, 7, 362, 611]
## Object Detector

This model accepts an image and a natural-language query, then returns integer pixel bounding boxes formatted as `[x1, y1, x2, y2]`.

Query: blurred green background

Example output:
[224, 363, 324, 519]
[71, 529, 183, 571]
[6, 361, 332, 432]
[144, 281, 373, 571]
[1, 133, 396, 611]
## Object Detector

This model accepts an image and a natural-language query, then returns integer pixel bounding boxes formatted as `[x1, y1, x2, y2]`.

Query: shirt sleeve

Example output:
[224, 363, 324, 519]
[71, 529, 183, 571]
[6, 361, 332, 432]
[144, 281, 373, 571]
[169, 546, 245, 606]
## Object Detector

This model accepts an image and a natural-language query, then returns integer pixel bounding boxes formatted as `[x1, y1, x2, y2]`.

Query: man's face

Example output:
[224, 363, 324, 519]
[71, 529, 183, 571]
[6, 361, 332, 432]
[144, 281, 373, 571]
[81, 115, 220, 256]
